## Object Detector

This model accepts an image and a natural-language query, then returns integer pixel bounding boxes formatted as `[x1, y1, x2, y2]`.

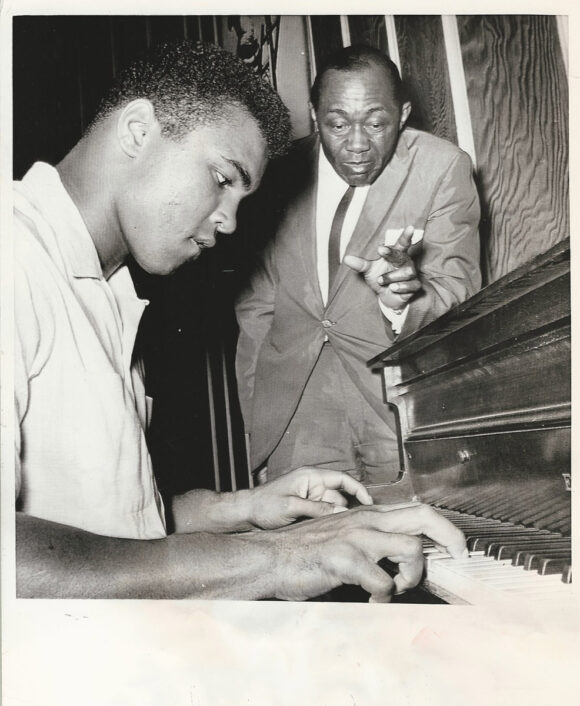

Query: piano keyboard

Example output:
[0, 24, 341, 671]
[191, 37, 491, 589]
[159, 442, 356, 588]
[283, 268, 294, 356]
[422, 508, 572, 605]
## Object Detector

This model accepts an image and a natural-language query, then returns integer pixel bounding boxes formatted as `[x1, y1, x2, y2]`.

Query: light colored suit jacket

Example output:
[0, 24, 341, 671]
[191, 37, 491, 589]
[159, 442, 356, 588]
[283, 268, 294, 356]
[236, 129, 481, 470]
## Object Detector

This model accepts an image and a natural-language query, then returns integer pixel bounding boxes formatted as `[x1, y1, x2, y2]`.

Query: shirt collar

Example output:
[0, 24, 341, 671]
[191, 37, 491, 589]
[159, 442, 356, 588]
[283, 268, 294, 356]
[20, 162, 104, 280]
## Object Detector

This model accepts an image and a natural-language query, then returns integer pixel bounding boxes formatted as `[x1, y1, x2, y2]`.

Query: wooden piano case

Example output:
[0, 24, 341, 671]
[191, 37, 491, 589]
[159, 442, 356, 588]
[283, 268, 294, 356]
[368, 238, 571, 604]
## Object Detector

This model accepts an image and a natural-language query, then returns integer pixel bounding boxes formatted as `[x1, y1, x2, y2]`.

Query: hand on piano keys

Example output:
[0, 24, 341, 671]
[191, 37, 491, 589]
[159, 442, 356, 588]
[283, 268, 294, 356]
[366, 501, 470, 601]
[421, 508, 572, 605]
[271, 502, 467, 602]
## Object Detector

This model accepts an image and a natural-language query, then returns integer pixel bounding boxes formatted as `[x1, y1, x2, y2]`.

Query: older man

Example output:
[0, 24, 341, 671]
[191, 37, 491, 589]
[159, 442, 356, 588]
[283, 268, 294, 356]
[236, 44, 481, 484]
[15, 41, 466, 600]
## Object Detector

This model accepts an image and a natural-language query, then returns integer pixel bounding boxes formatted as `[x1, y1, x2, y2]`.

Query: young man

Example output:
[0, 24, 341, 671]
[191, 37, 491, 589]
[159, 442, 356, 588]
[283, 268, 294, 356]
[15, 41, 466, 600]
[236, 45, 481, 484]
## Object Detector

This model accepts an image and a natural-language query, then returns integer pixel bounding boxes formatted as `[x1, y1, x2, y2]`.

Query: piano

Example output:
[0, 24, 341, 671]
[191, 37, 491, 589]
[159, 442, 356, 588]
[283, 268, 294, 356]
[367, 238, 572, 605]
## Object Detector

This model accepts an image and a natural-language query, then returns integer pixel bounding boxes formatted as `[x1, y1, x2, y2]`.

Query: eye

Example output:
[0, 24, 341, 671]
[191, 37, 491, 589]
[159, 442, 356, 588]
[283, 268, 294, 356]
[331, 122, 348, 134]
[365, 121, 385, 133]
[215, 171, 232, 188]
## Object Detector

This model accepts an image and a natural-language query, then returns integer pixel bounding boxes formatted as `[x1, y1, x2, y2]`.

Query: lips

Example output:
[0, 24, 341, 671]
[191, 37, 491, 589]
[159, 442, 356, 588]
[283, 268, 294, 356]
[344, 161, 373, 173]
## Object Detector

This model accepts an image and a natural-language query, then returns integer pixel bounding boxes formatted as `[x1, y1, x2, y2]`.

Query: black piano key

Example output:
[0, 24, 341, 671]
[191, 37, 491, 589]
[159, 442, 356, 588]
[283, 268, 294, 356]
[486, 536, 569, 557]
[522, 549, 572, 571]
[491, 538, 571, 560]
[492, 534, 570, 548]
[462, 525, 544, 536]
[421, 505, 573, 591]
[467, 529, 546, 551]
[446, 519, 505, 531]
[538, 556, 572, 576]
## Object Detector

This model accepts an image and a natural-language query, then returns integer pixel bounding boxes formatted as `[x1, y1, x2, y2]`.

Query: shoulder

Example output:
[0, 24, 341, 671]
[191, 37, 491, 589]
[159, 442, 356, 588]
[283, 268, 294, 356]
[13, 187, 64, 330]
[401, 128, 473, 169]
[14, 196, 56, 284]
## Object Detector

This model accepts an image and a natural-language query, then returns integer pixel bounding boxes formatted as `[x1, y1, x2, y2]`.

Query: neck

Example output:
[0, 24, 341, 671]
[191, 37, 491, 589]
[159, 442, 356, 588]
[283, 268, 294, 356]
[56, 129, 128, 279]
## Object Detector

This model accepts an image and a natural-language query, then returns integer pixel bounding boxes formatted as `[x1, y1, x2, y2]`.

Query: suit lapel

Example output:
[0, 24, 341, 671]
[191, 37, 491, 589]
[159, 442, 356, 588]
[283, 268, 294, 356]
[285, 138, 325, 311]
[327, 133, 414, 304]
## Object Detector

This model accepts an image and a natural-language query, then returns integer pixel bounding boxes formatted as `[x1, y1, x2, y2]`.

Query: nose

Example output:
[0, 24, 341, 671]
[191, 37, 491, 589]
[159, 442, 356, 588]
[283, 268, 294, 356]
[213, 196, 238, 235]
[346, 124, 370, 154]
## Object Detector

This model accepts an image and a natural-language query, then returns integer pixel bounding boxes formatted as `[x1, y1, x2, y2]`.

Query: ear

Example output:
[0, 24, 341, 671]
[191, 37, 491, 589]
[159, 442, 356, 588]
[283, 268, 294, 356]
[308, 102, 318, 132]
[117, 99, 157, 158]
[399, 101, 412, 131]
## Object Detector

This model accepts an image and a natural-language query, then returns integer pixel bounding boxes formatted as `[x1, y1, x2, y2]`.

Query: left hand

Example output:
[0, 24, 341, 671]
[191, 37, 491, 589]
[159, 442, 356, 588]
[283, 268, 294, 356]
[248, 467, 373, 530]
[343, 225, 422, 310]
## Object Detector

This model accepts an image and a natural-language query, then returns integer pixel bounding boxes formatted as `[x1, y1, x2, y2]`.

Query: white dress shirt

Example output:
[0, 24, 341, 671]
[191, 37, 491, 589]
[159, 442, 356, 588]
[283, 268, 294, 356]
[14, 163, 167, 539]
[315, 149, 408, 333]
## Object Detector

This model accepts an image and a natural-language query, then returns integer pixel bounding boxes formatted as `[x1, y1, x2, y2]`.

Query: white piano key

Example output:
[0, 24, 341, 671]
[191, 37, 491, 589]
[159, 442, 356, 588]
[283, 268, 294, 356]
[424, 553, 573, 605]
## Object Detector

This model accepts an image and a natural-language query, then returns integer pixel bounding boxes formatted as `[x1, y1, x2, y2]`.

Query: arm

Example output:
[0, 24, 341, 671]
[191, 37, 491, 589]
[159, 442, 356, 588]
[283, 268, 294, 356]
[170, 467, 374, 533]
[14, 254, 51, 499]
[400, 149, 481, 334]
[17, 504, 466, 601]
[16, 512, 278, 600]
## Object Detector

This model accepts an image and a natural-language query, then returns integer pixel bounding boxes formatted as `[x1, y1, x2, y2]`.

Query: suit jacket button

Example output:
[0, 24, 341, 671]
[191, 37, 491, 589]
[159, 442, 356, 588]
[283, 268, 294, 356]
[321, 319, 335, 328]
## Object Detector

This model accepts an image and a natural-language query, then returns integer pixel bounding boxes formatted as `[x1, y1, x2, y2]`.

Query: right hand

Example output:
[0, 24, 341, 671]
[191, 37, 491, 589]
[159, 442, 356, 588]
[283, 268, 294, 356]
[268, 503, 466, 602]
[343, 226, 421, 310]
[247, 466, 373, 530]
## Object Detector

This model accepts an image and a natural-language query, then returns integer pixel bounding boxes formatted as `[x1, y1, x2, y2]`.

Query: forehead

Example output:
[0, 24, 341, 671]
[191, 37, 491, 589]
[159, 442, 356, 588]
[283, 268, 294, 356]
[184, 107, 268, 183]
[208, 107, 267, 155]
[318, 65, 398, 112]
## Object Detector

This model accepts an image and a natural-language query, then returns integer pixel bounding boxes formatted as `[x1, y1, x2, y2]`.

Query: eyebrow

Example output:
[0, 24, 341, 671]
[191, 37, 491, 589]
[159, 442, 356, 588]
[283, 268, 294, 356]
[327, 107, 388, 116]
[222, 157, 252, 189]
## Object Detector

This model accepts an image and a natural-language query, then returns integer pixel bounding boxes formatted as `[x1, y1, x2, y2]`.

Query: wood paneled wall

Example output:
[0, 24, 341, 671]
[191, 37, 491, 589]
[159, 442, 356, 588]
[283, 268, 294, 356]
[458, 15, 569, 282]
[395, 16, 457, 144]
[308, 14, 569, 284]
[347, 16, 388, 53]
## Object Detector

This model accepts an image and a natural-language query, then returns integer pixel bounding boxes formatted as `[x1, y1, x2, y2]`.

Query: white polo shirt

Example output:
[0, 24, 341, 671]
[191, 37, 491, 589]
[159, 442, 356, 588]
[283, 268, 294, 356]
[14, 163, 166, 539]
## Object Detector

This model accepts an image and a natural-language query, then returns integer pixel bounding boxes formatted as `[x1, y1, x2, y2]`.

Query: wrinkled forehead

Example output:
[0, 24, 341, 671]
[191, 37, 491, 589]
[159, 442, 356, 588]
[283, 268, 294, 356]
[317, 63, 400, 109]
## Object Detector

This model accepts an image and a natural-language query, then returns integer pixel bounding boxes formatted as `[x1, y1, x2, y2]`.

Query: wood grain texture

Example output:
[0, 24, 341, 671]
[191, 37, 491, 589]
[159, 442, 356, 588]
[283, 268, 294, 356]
[347, 15, 388, 52]
[394, 16, 458, 143]
[458, 16, 569, 283]
[309, 15, 343, 68]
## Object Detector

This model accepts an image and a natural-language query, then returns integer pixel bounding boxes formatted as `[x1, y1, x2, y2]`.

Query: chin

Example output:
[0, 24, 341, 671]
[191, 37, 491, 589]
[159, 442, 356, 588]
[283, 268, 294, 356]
[345, 173, 377, 187]
[137, 260, 179, 277]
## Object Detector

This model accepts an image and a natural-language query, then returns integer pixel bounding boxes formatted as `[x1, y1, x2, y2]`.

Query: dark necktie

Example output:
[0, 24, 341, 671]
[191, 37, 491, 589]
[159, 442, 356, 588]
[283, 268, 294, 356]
[328, 185, 355, 291]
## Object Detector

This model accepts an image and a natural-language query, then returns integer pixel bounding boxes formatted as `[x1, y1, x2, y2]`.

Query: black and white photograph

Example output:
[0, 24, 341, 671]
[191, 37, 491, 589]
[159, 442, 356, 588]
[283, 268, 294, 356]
[1, 2, 578, 705]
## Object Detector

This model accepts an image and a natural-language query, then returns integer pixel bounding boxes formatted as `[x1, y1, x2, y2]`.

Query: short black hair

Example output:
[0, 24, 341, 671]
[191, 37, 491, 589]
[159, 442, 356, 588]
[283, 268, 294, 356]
[310, 44, 405, 111]
[91, 40, 291, 159]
